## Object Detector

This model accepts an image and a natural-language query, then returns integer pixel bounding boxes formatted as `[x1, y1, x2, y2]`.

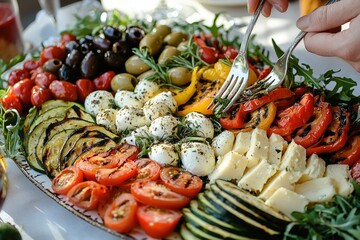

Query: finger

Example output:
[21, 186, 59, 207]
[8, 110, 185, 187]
[297, 0, 360, 32]
[262, 2, 273, 17]
[248, 0, 260, 14]
[268, 0, 288, 12]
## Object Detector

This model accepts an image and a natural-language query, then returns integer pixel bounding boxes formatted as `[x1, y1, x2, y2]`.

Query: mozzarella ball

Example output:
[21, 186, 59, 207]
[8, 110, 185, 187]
[149, 143, 179, 166]
[184, 112, 214, 139]
[134, 79, 159, 102]
[116, 107, 148, 132]
[211, 130, 235, 157]
[180, 142, 215, 176]
[96, 108, 117, 133]
[123, 126, 150, 146]
[149, 115, 178, 140]
[84, 90, 114, 116]
[114, 90, 143, 109]
[143, 91, 177, 122]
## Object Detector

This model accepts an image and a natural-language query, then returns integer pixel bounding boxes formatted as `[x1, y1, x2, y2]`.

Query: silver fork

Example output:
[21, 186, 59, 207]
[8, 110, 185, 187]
[208, 0, 266, 112]
[240, 0, 338, 101]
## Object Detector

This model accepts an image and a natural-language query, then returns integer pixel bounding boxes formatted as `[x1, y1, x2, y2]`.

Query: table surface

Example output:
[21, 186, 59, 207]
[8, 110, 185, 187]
[2, 1, 360, 240]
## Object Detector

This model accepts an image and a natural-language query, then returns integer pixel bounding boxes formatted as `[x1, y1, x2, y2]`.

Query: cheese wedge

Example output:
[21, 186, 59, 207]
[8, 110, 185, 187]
[232, 131, 252, 155]
[295, 177, 336, 203]
[268, 133, 288, 167]
[246, 128, 269, 168]
[298, 154, 326, 183]
[259, 170, 294, 200]
[325, 164, 354, 197]
[280, 140, 306, 183]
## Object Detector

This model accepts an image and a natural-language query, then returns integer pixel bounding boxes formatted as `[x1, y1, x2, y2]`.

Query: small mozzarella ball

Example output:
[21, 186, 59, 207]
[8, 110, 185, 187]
[149, 143, 179, 166]
[116, 107, 148, 132]
[149, 115, 178, 140]
[114, 90, 143, 109]
[96, 108, 117, 133]
[84, 90, 114, 116]
[211, 130, 235, 157]
[134, 79, 159, 102]
[180, 142, 215, 176]
[184, 112, 214, 139]
[143, 91, 177, 122]
[123, 126, 150, 146]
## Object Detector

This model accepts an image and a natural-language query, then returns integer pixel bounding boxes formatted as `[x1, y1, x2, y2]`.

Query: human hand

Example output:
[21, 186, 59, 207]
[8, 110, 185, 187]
[247, 0, 288, 17]
[297, 0, 360, 72]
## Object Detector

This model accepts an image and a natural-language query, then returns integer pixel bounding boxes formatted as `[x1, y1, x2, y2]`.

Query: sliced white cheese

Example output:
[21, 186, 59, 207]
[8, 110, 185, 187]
[208, 151, 248, 183]
[295, 177, 336, 203]
[298, 154, 326, 183]
[265, 187, 309, 218]
[268, 133, 288, 167]
[237, 159, 277, 194]
[245, 128, 269, 168]
[325, 164, 354, 197]
[232, 131, 252, 154]
[258, 170, 294, 200]
[280, 140, 306, 183]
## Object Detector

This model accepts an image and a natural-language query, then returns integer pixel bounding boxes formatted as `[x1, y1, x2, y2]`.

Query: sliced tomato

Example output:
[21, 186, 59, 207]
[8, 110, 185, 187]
[104, 193, 138, 233]
[136, 205, 182, 239]
[307, 106, 351, 155]
[293, 98, 333, 148]
[120, 158, 161, 189]
[51, 166, 84, 195]
[98, 187, 126, 220]
[95, 161, 138, 186]
[332, 135, 360, 166]
[160, 167, 203, 198]
[67, 181, 108, 210]
[131, 181, 190, 209]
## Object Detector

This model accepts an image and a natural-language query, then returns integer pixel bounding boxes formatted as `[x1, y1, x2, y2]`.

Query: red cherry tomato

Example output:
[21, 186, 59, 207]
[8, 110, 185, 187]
[93, 71, 115, 91]
[199, 46, 218, 64]
[51, 166, 84, 195]
[12, 78, 34, 108]
[34, 72, 57, 88]
[59, 33, 76, 46]
[23, 59, 40, 72]
[131, 181, 190, 209]
[104, 193, 138, 233]
[30, 85, 53, 107]
[0, 94, 23, 115]
[160, 167, 203, 198]
[30, 67, 43, 82]
[136, 205, 182, 239]
[96, 161, 138, 186]
[222, 46, 239, 59]
[8, 69, 30, 86]
[49, 80, 78, 101]
[40, 46, 66, 65]
[97, 187, 126, 220]
[76, 79, 95, 103]
[67, 181, 108, 210]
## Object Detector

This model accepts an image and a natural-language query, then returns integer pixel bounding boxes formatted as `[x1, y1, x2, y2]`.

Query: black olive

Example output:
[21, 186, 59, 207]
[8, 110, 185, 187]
[104, 51, 125, 71]
[112, 40, 131, 58]
[65, 41, 79, 53]
[79, 34, 93, 45]
[92, 36, 112, 53]
[125, 26, 146, 47]
[59, 64, 76, 82]
[80, 42, 93, 55]
[65, 49, 83, 69]
[43, 58, 62, 75]
[80, 51, 100, 79]
[103, 25, 122, 42]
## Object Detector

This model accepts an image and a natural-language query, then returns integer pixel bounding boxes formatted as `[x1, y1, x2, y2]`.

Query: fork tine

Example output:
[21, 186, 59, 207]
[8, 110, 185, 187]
[207, 73, 234, 109]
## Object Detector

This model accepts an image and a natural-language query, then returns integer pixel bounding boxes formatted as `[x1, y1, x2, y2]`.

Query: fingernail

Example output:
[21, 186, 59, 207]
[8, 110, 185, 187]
[261, 8, 270, 17]
[296, 16, 309, 30]
[273, 3, 284, 12]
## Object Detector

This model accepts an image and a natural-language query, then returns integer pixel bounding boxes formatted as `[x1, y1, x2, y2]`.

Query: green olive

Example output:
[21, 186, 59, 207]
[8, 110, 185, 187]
[158, 46, 180, 64]
[137, 70, 155, 81]
[152, 25, 171, 39]
[164, 32, 187, 47]
[139, 33, 163, 56]
[111, 73, 138, 91]
[168, 67, 192, 86]
[125, 55, 151, 76]
[177, 40, 189, 51]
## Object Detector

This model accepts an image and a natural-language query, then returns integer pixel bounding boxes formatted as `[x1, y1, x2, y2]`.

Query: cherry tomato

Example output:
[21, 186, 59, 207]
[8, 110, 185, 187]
[12, 78, 34, 108]
[59, 33, 76, 46]
[199, 46, 218, 64]
[160, 167, 203, 198]
[93, 71, 115, 91]
[222, 46, 239, 59]
[49, 80, 78, 101]
[51, 166, 84, 195]
[30, 85, 53, 107]
[40, 45, 66, 65]
[131, 181, 190, 209]
[0, 94, 23, 115]
[67, 181, 108, 210]
[76, 79, 95, 103]
[7, 69, 30, 86]
[104, 193, 138, 233]
[98, 187, 126, 220]
[96, 161, 138, 186]
[30, 67, 43, 82]
[136, 205, 182, 239]
[23, 59, 40, 72]
[34, 72, 57, 88]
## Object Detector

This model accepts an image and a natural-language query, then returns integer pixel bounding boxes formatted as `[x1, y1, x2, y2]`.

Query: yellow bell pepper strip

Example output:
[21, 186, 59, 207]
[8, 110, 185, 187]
[242, 102, 277, 131]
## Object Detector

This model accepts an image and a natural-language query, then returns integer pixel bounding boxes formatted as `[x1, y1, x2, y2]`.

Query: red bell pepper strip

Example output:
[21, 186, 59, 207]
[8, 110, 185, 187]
[220, 104, 246, 130]
[333, 135, 360, 166]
